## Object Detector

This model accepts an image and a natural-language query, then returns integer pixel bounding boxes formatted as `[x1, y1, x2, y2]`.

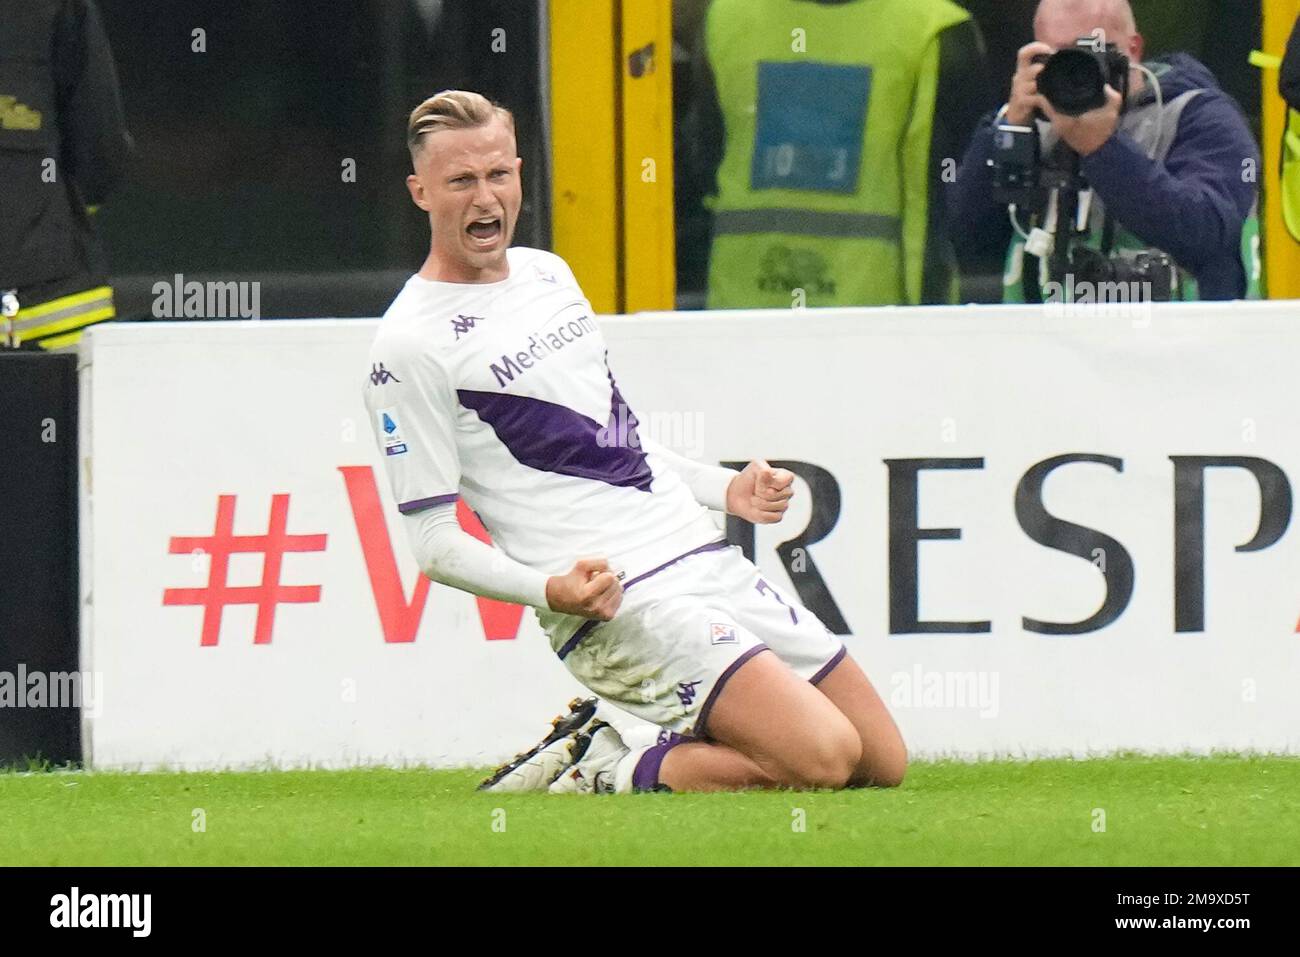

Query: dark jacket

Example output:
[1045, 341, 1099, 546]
[0, 0, 131, 298]
[950, 52, 1259, 300]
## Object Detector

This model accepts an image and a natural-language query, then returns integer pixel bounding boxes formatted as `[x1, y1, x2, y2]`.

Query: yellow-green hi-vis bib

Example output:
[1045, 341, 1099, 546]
[704, 0, 970, 309]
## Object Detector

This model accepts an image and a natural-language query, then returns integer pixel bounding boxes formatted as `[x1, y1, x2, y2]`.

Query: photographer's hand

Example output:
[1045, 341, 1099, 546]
[1036, 84, 1124, 157]
[1007, 42, 1055, 125]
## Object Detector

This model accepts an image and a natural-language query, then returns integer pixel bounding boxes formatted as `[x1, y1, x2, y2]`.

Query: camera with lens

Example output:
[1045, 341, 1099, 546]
[992, 35, 1131, 206]
[1033, 37, 1130, 116]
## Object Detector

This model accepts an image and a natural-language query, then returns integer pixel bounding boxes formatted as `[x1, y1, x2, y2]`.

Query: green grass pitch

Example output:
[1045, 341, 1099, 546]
[2, 755, 1298, 866]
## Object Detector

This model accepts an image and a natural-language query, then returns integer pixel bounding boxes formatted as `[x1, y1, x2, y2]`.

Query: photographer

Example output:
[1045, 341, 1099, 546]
[950, 0, 1260, 302]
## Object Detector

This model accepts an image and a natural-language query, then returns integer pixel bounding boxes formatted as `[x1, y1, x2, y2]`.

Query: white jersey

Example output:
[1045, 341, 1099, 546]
[364, 246, 722, 578]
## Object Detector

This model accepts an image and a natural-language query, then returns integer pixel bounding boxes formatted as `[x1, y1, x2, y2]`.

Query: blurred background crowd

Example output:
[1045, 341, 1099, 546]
[2, 0, 1297, 349]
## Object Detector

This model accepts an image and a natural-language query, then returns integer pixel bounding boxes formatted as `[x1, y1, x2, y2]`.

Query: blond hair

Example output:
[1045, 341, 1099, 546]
[406, 90, 515, 155]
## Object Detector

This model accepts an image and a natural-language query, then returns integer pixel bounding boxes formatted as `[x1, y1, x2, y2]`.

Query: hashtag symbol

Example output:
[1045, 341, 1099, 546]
[163, 494, 328, 646]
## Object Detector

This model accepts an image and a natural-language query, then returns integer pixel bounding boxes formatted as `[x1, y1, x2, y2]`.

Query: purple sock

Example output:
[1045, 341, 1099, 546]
[631, 734, 693, 793]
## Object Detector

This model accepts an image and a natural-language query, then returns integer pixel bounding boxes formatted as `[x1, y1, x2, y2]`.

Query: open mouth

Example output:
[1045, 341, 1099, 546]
[466, 217, 502, 244]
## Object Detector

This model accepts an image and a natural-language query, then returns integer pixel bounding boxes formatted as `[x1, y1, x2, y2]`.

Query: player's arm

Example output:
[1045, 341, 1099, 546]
[403, 503, 548, 606]
[639, 436, 794, 525]
[638, 435, 735, 510]
[402, 505, 619, 619]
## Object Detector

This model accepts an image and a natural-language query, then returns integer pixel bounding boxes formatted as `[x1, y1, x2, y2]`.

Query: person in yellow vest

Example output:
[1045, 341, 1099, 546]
[685, 0, 994, 308]
[1, 0, 131, 350]
[1279, 12, 1300, 244]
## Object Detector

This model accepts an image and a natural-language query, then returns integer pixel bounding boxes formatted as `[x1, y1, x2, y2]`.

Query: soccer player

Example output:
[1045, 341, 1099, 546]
[365, 90, 906, 793]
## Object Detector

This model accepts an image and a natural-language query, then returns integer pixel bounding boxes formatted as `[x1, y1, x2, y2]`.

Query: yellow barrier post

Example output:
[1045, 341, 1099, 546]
[549, 0, 621, 313]
[619, 0, 677, 313]
[548, 0, 676, 314]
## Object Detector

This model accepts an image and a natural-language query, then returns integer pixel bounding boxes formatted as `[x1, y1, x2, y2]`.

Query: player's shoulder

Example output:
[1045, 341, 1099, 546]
[371, 309, 424, 362]
[365, 294, 446, 401]
[378, 274, 436, 329]
[510, 246, 580, 288]
[507, 245, 559, 268]
[370, 277, 450, 358]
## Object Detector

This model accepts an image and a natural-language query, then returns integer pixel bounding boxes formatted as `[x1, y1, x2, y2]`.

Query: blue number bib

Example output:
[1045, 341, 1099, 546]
[750, 61, 871, 194]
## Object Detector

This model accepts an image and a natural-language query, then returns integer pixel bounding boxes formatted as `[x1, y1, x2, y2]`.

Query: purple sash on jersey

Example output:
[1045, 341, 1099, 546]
[456, 376, 654, 492]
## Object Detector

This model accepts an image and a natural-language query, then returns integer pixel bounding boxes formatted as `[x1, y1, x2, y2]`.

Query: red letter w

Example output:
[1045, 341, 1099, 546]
[338, 466, 524, 642]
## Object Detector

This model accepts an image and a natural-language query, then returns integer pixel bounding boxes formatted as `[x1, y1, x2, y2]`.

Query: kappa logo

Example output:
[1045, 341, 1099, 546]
[676, 680, 701, 708]
[370, 363, 400, 385]
[451, 314, 485, 340]
[709, 622, 738, 645]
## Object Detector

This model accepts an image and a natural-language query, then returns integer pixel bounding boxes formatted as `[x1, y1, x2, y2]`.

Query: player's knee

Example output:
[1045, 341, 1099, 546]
[816, 733, 863, 790]
[871, 745, 908, 788]
[854, 736, 908, 789]
[782, 726, 862, 790]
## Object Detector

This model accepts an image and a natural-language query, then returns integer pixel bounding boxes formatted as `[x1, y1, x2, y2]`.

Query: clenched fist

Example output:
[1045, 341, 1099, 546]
[726, 459, 795, 524]
[545, 557, 623, 620]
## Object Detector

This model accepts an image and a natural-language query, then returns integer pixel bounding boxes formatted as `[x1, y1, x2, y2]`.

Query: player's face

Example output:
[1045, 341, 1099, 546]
[407, 117, 523, 281]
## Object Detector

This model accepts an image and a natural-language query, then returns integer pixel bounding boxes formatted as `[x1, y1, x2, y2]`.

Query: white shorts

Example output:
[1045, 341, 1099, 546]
[538, 541, 847, 738]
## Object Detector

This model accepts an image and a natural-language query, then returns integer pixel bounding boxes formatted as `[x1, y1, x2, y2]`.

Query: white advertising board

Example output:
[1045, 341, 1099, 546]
[81, 301, 1300, 768]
